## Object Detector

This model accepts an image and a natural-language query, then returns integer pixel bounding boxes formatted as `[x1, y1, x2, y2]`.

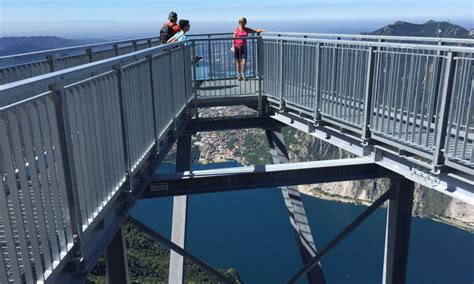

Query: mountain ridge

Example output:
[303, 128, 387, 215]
[367, 20, 471, 38]
[0, 36, 105, 56]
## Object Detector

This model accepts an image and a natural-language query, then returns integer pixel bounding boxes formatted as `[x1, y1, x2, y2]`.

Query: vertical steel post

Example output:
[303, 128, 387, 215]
[265, 127, 326, 284]
[257, 36, 264, 116]
[314, 42, 322, 121]
[207, 35, 213, 79]
[46, 53, 56, 72]
[182, 46, 189, 114]
[382, 178, 415, 284]
[50, 83, 84, 265]
[86, 48, 94, 63]
[432, 52, 457, 169]
[191, 41, 199, 118]
[362, 46, 375, 143]
[168, 49, 177, 130]
[114, 64, 131, 178]
[113, 44, 119, 56]
[133, 41, 138, 51]
[279, 40, 286, 109]
[147, 55, 158, 145]
[105, 226, 129, 284]
[169, 135, 192, 284]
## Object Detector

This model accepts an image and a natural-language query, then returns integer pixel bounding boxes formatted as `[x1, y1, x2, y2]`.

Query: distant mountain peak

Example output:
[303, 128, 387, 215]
[0, 36, 106, 56]
[424, 20, 438, 25]
[370, 20, 470, 38]
[393, 20, 408, 25]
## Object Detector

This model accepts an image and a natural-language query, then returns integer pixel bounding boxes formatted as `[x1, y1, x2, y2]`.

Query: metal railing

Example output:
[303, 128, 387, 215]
[191, 37, 261, 97]
[0, 36, 162, 84]
[265, 31, 474, 46]
[0, 32, 473, 282]
[0, 41, 192, 283]
[259, 36, 474, 170]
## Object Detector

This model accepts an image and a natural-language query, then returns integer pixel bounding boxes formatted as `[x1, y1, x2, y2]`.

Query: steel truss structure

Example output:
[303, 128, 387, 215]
[0, 32, 472, 283]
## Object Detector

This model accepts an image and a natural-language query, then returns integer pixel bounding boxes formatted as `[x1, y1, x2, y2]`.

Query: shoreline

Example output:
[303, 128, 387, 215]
[299, 185, 474, 234]
[168, 158, 474, 233]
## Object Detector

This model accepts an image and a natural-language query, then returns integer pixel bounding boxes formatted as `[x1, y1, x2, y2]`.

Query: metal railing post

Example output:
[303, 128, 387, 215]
[279, 39, 286, 109]
[314, 42, 322, 121]
[362, 46, 376, 143]
[114, 64, 132, 178]
[207, 35, 213, 79]
[46, 53, 56, 72]
[85, 48, 94, 63]
[49, 83, 85, 266]
[182, 46, 189, 115]
[191, 41, 199, 118]
[330, 36, 341, 108]
[257, 36, 264, 116]
[168, 49, 177, 130]
[252, 38, 257, 79]
[147, 39, 153, 48]
[432, 52, 457, 170]
[113, 44, 119, 56]
[133, 41, 138, 51]
[147, 54, 159, 146]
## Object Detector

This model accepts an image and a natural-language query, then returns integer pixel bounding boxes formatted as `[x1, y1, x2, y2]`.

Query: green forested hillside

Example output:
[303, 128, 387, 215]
[88, 218, 242, 283]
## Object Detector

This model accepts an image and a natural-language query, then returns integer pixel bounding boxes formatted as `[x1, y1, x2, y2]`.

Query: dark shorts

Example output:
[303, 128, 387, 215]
[234, 46, 247, 60]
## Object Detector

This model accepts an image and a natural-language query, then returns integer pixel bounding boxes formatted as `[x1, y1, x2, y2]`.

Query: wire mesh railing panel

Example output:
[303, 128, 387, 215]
[370, 48, 446, 153]
[122, 60, 156, 172]
[0, 92, 74, 283]
[445, 55, 474, 167]
[193, 38, 259, 97]
[63, 72, 127, 230]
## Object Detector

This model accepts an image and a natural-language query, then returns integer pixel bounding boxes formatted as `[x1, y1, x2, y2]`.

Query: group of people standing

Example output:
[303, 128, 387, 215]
[160, 12, 266, 81]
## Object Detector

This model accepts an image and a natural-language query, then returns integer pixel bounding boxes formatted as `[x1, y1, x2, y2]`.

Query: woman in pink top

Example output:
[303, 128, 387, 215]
[232, 17, 266, 81]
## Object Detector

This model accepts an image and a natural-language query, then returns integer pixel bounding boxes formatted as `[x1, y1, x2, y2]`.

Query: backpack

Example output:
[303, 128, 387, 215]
[160, 22, 178, 44]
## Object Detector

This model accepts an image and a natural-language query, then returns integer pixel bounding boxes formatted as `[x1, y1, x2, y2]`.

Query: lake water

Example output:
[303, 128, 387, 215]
[131, 162, 474, 284]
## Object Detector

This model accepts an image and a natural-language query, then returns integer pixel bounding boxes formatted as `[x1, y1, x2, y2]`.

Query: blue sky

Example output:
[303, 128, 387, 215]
[1, 0, 472, 22]
[0, 0, 472, 38]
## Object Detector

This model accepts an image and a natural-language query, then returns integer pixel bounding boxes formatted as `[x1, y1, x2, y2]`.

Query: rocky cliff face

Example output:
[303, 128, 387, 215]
[284, 127, 474, 232]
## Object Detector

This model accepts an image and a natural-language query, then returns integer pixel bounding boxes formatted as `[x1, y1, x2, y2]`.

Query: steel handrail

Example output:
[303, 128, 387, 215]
[0, 35, 161, 64]
[0, 40, 187, 100]
[265, 31, 474, 45]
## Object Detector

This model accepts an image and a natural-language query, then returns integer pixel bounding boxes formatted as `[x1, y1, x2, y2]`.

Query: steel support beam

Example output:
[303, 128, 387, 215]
[105, 226, 129, 284]
[192, 95, 259, 108]
[184, 116, 275, 134]
[169, 135, 192, 284]
[288, 188, 393, 283]
[382, 178, 414, 284]
[144, 158, 393, 198]
[265, 128, 326, 284]
[52, 113, 189, 283]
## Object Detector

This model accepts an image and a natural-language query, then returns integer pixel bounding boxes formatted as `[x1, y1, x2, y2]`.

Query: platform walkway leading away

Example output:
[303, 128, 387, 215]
[0, 33, 473, 283]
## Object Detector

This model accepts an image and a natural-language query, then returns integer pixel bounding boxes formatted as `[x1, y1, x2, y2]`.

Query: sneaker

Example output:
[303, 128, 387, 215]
[238, 75, 242, 81]
[243, 75, 248, 81]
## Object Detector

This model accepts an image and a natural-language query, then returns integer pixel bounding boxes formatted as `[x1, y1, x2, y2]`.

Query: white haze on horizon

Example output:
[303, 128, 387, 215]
[1, 19, 472, 40]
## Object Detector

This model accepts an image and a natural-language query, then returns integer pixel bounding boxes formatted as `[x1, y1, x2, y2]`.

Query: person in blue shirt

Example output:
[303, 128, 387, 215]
[167, 19, 190, 43]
